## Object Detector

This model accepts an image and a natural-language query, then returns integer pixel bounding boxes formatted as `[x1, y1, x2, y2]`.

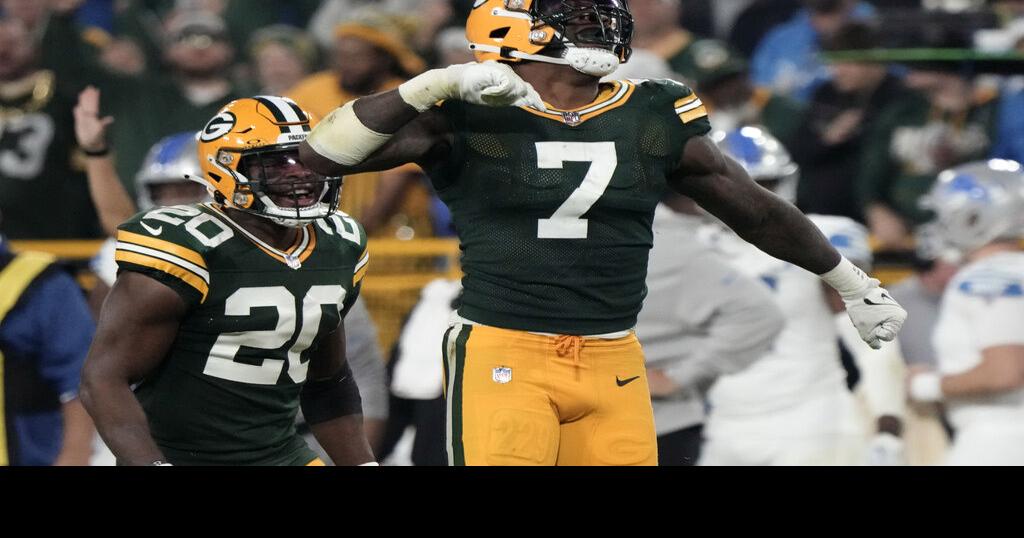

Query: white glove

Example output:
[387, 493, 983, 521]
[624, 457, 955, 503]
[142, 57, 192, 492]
[865, 433, 906, 466]
[821, 257, 907, 349]
[399, 61, 546, 112]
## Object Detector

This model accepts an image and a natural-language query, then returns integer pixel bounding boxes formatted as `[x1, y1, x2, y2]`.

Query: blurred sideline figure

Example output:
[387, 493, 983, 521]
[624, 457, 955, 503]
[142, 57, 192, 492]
[907, 159, 1024, 465]
[637, 191, 784, 466]
[698, 126, 905, 465]
[378, 279, 461, 466]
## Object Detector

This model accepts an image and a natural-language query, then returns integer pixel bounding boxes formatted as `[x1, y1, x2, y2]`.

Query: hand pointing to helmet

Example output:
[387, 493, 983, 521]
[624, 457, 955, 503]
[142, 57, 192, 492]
[399, 61, 547, 112]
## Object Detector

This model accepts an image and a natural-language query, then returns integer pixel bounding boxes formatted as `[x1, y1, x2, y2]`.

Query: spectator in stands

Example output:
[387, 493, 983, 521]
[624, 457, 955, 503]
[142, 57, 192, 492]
[0, 16, 101, 239]
[727, 0, 802, 58]
[248, 25, 317, 95]
[856, 58, 1000, 249]
[686, 39, 804, 145]
[750, 0, 876, 102]
[308, 0, 448, 55]
[289, 11, 432, 238]
[288, 11, 424, 119]
[792, 22, 925, 223]
[0, 229, 96, 465]
[65, 9, 245, 199]
[629, 0, 703, 84]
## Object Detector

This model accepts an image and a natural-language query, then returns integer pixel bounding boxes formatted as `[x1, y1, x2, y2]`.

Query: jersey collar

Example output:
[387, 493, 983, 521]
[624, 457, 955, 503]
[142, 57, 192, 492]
[519, 80, 636, 127]
[204, 203, 317, 269]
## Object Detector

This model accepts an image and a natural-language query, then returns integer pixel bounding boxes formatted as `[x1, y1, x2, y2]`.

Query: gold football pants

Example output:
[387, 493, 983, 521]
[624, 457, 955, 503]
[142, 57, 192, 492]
[441, 323, 657, 466]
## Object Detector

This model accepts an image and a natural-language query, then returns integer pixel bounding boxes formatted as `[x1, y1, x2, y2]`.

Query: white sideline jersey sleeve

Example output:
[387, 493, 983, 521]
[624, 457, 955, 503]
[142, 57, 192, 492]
[933, 252, 1024, 429]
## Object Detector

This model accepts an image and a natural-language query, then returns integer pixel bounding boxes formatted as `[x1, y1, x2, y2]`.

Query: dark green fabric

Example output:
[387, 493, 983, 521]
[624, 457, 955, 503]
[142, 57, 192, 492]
[118, 204, 367, 465]
[428, 80, 711, 335]
[760, 93, 805, 149]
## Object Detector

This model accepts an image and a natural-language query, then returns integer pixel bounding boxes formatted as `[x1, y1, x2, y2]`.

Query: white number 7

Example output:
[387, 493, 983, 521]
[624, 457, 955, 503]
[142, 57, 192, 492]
[535, 142, 617, 239]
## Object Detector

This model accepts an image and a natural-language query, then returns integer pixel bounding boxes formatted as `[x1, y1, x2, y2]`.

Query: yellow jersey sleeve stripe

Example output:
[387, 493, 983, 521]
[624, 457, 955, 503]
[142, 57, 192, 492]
[117, 230, 207, 269]
[353, 263, 369, 287]
[673, 94, 699, 108]
[115, 250, 210, 301]
[679, 105, 709, 124]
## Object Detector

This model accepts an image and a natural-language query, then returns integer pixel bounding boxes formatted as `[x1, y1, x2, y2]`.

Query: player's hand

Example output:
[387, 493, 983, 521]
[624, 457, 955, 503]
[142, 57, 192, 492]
[865, 432, 906, 466]
[74, 86, 115, 153]
[446, 61, 546, 110]
[842, 283, 907, 349]
[646, 368, 686, 399]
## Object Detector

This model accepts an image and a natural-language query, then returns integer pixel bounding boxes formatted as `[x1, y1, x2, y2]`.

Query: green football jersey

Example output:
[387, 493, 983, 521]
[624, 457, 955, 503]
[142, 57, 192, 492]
[114, 203, 369, 465]
[427, 79, 712, 335]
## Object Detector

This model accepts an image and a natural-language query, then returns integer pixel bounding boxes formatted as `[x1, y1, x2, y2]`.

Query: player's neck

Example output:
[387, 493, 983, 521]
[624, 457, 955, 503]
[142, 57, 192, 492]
[512, 62, 601, 110]
[224, 207, 300, 251]
[967, 241, 1022, 263]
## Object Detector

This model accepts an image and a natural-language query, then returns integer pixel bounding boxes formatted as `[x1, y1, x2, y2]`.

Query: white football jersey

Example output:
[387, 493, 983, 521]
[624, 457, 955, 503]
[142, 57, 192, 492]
[933, 251, 1024, 429]
[700, 224, 847, 418]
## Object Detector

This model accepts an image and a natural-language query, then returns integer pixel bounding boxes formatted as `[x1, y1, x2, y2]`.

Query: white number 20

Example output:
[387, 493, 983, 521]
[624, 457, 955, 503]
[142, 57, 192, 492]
[203, 285, 346, 385]
[535, 142, 617, 239]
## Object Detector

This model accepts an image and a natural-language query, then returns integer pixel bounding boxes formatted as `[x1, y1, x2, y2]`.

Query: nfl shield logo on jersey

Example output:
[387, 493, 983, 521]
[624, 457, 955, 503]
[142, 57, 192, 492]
[562, 111, 581, 126]
[492, 366, 512, 384]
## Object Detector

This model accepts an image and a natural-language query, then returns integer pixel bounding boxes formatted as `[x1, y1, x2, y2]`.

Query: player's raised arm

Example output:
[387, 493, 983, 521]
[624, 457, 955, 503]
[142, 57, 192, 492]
[301, 323, 376, 466]
[669, 135, 907, 350]
[79, 272, 187, 466]
[299, 61, 545, 176]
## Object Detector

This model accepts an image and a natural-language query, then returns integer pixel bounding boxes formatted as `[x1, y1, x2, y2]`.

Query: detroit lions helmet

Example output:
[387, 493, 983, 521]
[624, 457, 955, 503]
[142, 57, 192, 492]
[919, 159, 1024, 256]
[711, 125, 799, 203]
[136, 132, 206, 210]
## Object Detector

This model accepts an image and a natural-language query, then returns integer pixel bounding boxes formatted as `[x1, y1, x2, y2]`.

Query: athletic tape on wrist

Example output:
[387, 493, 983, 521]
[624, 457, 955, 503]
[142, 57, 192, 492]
[820, 256, 874, 299]
[305, 101, 392, 166]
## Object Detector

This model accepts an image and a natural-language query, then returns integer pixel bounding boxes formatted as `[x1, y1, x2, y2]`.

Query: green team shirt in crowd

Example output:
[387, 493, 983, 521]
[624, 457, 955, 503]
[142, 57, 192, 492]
[114, 203, 369, 465]
[426, 79, 712, 335]
[0, 70, 101, 239]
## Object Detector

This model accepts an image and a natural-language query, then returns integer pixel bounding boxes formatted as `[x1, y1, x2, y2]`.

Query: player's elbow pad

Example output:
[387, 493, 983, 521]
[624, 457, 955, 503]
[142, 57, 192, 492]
[305, 101, 392, 166]
[300, 362, 363, 426]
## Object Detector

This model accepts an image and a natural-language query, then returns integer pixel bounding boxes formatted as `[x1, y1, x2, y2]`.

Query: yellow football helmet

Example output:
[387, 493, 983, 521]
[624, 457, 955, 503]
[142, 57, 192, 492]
[466, 0, 633, 67]
[195, 96, 342, 227]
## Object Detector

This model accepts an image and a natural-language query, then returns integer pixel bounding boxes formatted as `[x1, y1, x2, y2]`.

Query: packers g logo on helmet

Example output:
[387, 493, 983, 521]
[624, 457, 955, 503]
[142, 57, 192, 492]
[195, 96, 343, 228]
[467, 0, 633, 74]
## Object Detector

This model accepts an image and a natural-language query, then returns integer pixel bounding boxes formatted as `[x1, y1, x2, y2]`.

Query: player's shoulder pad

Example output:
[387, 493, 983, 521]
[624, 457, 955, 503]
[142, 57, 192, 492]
[115, 204, 214, 302]
[314, 211, 370, 287]
[631, 78, 709, 125]
[954, 257, 1024, 299]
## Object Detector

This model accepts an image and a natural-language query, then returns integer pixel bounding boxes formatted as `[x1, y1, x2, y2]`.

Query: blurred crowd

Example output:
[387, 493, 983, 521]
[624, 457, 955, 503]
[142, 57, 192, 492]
[0, 0, 1023, 465]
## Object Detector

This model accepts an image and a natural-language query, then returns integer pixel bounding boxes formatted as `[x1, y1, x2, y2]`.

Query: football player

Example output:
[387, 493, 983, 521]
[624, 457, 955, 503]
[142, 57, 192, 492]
[299, 0, 906, 466]
[907, 160, 1024, 465]
[80, 96, 376, 466]
[696, 127, 901, 465]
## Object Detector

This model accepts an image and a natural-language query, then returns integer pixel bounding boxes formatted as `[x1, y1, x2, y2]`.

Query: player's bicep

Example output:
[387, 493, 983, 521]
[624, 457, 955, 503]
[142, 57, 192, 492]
[84, 271, 187, 384]
[668, 135, 770, 228]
